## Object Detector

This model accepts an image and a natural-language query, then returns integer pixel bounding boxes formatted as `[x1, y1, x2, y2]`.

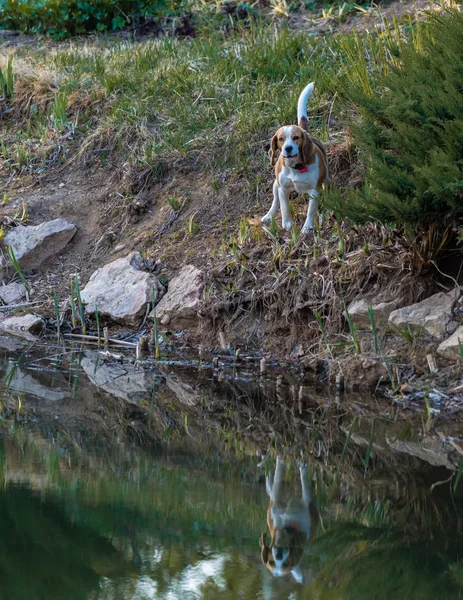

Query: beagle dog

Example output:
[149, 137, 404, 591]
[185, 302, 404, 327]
[260, 456, 319, 584]
[262, 82, 331, 234]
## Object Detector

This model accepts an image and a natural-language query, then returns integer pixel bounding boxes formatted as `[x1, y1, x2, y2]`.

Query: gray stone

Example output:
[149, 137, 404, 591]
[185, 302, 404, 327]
[0, 218, 76, 278]
[80, 354, 152, 402]
[2, 366, 69, 401]
[155, 265, 204, 330]
[0, 282, 27, 305]
[447, 320, 460, 336]
[0, 314, 44, 335]
[437, 325, 463, 358]
[386, 436, 453, 469]
[81, 252, 164, 326]
[388, 289, 460, 338]
[347, 297, 402, 328]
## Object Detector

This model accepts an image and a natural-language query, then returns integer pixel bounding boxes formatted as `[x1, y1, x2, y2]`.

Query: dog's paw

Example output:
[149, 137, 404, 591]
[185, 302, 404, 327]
[300, 225, 313, 235]
[282, 220, 293, 231]
[261, 214, 273, 225]
[297, 460, 308, 470]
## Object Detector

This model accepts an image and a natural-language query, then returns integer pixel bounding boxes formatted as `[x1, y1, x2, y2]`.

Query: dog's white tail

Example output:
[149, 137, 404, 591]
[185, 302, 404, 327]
[297, 82, 314, 124]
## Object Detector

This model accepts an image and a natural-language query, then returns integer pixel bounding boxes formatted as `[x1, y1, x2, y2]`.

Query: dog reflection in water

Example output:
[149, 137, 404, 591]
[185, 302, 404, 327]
[260, 456, 319, 584]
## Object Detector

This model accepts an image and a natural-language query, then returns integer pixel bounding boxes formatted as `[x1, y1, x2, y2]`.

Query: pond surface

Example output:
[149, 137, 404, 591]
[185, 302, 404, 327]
[0, 338, 462, 600]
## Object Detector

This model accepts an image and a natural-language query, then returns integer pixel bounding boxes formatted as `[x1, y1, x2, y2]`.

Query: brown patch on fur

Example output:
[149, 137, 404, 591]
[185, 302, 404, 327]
[269, 125, 330, 186]
[269, 133, 279, 166]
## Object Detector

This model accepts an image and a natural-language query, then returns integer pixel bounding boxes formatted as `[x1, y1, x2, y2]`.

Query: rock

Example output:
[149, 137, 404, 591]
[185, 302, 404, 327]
[0, 219, 76, 278]
[0, 282, 27, 305]
[386, 435, 453, 469]
[388, 289, 460, 338]
[335, 353, 389, 391]
[437, 325, 463, 358]
[2, 366, 69, 401]
[0, 314, 44, 335]
[81, 252, 165, 326]
[446, 320, 459, 336]
[165, 373, 203, 406]
[0, 334, 31, 351]
[80, 354, 152, 402]
[346, 297, 402, 328]
[155, 265, 204, 330]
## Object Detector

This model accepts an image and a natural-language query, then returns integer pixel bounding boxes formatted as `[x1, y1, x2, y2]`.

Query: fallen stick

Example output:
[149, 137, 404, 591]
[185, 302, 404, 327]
[0, 301, 43, 310]
[64, 333, 137, 348]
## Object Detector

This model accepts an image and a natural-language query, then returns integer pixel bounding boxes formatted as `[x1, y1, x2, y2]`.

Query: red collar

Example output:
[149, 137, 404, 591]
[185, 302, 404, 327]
[289, 521, 301, 531]
[294, 163, 308, 173]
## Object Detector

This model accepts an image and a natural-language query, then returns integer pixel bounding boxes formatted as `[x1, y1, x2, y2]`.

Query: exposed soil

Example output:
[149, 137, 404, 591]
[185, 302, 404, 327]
[0, 0, 462, 400]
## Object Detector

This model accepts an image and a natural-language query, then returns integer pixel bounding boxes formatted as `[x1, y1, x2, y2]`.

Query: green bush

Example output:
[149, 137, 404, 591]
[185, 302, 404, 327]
[0, 0, 167, 38]
[328, 9, 463, 227]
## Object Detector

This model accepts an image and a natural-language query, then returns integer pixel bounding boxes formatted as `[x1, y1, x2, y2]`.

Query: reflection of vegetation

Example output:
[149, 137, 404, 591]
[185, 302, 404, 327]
[304, 525, 463, 600]
[0, 486, 127, 600]
[0, 435, 462, 599]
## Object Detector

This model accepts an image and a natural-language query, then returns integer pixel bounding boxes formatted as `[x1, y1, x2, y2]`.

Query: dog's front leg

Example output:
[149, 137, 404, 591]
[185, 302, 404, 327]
[279, 186, 293, 231]
[262, 180, 280, 225]
[301, 189, 319, 234]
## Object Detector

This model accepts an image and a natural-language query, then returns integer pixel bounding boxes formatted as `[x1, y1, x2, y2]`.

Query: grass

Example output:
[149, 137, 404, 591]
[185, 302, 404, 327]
[6, 246, 30, 292]
[368, 304, 379, 353]
[0, 11, 429, 186]
[0, 56, 15, 99]
[74, 274, 87, 335]
[53, 291, 60, 339]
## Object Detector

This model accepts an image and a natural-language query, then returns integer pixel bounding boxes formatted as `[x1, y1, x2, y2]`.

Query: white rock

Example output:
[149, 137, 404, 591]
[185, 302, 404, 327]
[0, 314, 44, 335]
[81, 252, 164, 326]
[155, 265, 204, 330]
[0, 218, 76, 278]
[0, 282, 27, 305]
[388, 289, 460, 338]
[347, 297, 402, 328]
[437, 325, 463, 358]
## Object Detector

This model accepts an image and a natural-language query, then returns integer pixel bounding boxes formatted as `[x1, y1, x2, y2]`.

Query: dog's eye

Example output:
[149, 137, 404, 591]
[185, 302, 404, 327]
[278, 137, 285, 142]
[293, 136, 299, 141]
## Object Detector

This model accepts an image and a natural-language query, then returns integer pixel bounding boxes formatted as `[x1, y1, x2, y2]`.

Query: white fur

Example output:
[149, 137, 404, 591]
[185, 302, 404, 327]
[262, 156, 321, 233]
[297, 82, 314, 123]
[281, 126, 299, 159]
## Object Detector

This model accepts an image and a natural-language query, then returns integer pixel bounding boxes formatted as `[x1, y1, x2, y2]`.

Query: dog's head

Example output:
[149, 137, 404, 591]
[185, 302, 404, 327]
[259, 527, 307, 583]
[268, 122, 313, 167]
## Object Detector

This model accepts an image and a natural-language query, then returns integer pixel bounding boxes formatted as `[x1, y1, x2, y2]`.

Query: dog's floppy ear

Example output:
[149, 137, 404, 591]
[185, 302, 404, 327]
[260, 532, 270, 564]
[300, 131, 314, 166]
[268, 134, 279, 166]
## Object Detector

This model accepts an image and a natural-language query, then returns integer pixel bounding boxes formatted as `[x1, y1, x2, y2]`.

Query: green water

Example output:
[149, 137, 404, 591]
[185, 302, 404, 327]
[0, 341, 462, 600]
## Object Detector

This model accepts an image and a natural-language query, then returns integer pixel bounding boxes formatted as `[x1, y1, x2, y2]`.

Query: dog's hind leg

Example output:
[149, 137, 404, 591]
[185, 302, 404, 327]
[266, 472, 274, 497]
[271, 456, 285, 503]
[262, 180, 280, 225]
[299, 462, 312, 507]
[301, 189, 319, 234]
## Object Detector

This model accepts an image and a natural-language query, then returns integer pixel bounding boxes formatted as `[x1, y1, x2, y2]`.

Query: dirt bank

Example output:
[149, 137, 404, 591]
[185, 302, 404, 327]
[0, 0, 462, 399]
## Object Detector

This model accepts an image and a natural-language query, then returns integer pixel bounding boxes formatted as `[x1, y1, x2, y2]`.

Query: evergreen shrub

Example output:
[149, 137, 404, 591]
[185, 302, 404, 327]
[327, 9, 463, 227]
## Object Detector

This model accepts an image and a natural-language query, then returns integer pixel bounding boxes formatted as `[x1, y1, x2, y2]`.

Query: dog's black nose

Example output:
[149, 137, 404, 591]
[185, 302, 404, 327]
[284, 146, 293, 154]
[274, 548, 284, 560]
